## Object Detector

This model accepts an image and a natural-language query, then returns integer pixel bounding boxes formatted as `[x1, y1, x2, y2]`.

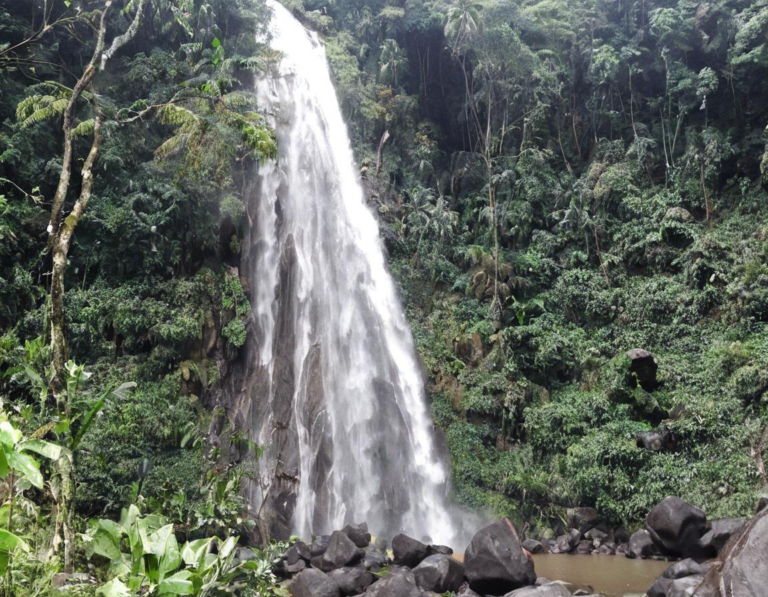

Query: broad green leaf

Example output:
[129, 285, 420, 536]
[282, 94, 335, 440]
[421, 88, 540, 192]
[219, 535, 238, 559]
[91, 528, 123, 562]
[0, 529, 29, 573]
[71, 396, 105, 451]
[7, 450, 42, 488]
[149, 525, 181, 582]
[181, 537, 213, 569]
[157, 570, 194, 595]
[0, 421, 21, 448]
[211, 37, 221, 49]
[0, 449, 9, 478]
[21, 439, 67, 461]
[96, 578, 131, 597]
[0, 529, 27, 553]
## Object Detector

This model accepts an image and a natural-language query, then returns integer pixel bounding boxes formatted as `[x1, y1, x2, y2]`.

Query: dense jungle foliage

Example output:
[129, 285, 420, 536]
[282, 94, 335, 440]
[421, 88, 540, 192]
[1, 0, 768, 593]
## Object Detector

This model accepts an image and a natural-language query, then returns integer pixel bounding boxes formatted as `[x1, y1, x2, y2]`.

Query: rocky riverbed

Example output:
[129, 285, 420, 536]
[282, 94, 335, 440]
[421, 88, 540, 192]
[270, 496, 768, 597]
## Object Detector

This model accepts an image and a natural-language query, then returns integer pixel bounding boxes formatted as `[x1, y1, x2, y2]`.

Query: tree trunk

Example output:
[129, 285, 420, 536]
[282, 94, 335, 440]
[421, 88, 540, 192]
[50, 115, 103, 572]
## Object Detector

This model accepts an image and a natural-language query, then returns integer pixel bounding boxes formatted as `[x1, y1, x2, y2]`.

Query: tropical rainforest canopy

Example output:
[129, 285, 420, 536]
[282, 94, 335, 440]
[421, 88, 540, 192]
[1, 0, 768, 593]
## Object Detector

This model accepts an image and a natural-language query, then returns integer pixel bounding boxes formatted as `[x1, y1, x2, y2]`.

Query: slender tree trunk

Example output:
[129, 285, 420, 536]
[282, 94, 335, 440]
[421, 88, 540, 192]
[51, 115, 104, 572]
[701, 162, 712, 229]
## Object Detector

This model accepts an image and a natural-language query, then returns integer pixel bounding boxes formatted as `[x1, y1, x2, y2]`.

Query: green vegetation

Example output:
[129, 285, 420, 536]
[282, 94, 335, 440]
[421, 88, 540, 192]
[0, 0, 284, 593]
[1, 0, 768, 591]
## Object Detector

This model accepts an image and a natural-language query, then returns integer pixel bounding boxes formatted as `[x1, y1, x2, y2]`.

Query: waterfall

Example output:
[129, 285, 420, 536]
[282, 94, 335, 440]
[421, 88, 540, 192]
[239, 0, 462, 547]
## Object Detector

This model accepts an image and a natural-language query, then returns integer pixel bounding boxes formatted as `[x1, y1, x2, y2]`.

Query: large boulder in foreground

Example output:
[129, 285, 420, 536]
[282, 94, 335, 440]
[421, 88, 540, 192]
[464, 518, 536, 595]
[645, 497, 713, 558]
[391, 534, 430, 568]
[289, 569, 341, 597]
[365, 568, 421, 597]
[413, 554, 465, 593]
[698, 506, 768, 596]
[312, 531, 364, 572]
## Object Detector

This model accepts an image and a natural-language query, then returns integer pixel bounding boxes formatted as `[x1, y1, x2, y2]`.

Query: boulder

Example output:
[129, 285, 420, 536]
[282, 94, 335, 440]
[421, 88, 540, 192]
[615, 543, 628, 556]
[457, 584, 483, 597]
[327, 566, 376, 596]
[427, 544, 454, 556]
[313, 531, 364, 572]
[575, 540, 592, 554]
[555, 534, 572, 553]
[504, 582, 572, 597]
[596, 544, 614, 555]
[698, 517, 745, 553]
[51, 573, 91, 588]
[464, 518, 536, 595]
[236, 547, 258, 562]
[365, 568, 421, 597]
[627, 529, 657, 559]
[626, 348, 658, 391]
[614, 527, 631, 543]
[667, 575, 704, 597]
[522, 539, 544, 554]
[289, 569, 341, 597]
[284, 545, 303, 565]
[646, 577, 673, 597]
[362, 546, 388, 572]
[584, 528, 607, 544]
[294, 542, 314, 561]
[341, 522, 371, 548]
[568, 507, 599, 532]
[637, 428, 678, 452]
[645, 497, 713, 558]
[413, 554, 465, 593]
[662, 558, 708, 580]
[392, 533, 430, 568]
[286, 559, 307, 574]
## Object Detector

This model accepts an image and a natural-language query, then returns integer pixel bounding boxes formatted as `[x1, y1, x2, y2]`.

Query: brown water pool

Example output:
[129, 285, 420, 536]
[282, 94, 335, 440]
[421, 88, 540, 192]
[530, 554, 670, 596]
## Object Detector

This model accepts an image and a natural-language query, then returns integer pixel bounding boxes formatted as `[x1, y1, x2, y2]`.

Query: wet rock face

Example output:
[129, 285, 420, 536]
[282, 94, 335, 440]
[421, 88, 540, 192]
[645, 496, 713, 558]
[706, 506, 768, 596]
[413, 554, 465, 593]
[290, 568, 341, 597]
[464, 518, 536, 595]
[392, 534, 430, 568]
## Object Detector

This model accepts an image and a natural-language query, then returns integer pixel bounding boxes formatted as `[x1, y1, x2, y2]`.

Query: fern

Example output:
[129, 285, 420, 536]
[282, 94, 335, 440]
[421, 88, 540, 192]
[18, 96, 69, 128]
[155, 133, 189, 160]
[72, 119, 95, 138]
[158, 104, 199, 127]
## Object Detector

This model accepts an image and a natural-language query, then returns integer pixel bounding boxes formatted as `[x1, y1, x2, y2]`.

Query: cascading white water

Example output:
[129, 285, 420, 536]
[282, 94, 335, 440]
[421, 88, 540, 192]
[242, 0, 462, 546]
